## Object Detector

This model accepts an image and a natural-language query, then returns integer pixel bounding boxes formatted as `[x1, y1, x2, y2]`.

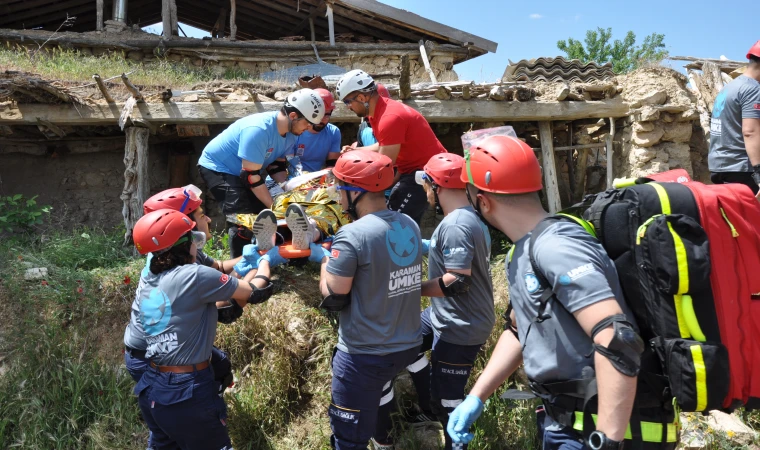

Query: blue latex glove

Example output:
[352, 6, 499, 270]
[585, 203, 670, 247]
[258, 246, 288, 268]
[447, 395, 484, 444]
[308, 242, 331, 264]
[421, 239, 430, 256]
[233, 260, 255, 277]
[242, 243, 260, 260]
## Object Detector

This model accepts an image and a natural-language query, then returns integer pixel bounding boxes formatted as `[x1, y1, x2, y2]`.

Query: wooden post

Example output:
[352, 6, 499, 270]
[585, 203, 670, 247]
[121, 127, 150, 247]
[212, 7, 227, 38]
[538, 121, 562, 213]
[162, 0, 174, 39]
[606, 117, 615, 189]
[326, 3, 335, 46]
[96, 0, 104, 31]
[229, 0, 237, 41]
[309, 17, 316, 43]
[170, 0, 178, 37]
[418, 40, 437, 83]
[93, 74, 114, 103]
[399, 54, 411, 100]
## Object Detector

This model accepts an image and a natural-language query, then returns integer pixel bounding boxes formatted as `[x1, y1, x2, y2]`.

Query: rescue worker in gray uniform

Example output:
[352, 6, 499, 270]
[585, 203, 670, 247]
[130, 209, 281, 450]
[447, 136, 667, 450]
[402, 153, 494, 450]
[708, 40, 760, 196]
[311, 150, 423, 450]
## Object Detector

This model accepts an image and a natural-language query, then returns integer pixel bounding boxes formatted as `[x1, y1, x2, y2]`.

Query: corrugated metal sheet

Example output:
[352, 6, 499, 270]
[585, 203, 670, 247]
[502, 56, 615, 83]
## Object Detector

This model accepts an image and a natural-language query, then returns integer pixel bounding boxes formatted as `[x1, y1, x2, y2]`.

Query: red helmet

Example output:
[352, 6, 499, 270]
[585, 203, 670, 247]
[460, 135, 543, 194]
[333, 150, 395, 192]
[143, 185, 202, 215]
[748, 40, 760, 60]
[314, 88, 335, 113]
[423, 153, 466, 189]
[377, 83, 390, 98]
[133, 209, 195, 255]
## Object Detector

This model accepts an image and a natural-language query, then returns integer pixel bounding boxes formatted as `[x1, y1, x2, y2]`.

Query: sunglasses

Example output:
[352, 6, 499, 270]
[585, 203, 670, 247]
[342, 96, 360, 106]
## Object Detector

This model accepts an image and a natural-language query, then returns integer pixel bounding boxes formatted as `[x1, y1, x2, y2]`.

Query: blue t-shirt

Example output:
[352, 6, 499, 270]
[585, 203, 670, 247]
[292, 124, 341, 172]
[198, 111, 297, 176]
[358, 120, 378, 146]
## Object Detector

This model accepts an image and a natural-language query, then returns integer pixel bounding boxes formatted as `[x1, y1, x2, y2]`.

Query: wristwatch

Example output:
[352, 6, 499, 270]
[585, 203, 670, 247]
[588, 430, 624, 450]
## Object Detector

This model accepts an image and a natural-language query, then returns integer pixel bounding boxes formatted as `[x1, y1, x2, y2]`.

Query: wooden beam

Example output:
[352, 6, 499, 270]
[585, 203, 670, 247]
[329, 3, 422, 43]
[326, 3, 335, 46]
[229, 0, 237, 41]
[0, 98, 632, 126]
[170, 0, 178, 36]
[606, 117, 615, 189]
[0, 0, 92, 25]
[419, 40, 437, 83]
[96, 0, 104, 31]
[93, 74, 115, 103]
[399, 54, 411, 100]
[293, 4, 325, 34]
[309, 17, 316, 42]
[332, 0, 498, 53]
[162, 0, 174, 38]
[121, 127, 150, 247]
[538, 121, 562, 213]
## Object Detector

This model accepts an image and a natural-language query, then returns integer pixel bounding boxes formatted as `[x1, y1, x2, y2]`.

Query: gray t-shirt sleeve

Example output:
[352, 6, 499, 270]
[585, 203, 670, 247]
[439, 223, 474, 271]
[740, 83, 760, 119]
[195, 250, 215, 267]
[326, 231, 359, 278]
[533, 232, 616, 313]
[194, 265, 239, 304]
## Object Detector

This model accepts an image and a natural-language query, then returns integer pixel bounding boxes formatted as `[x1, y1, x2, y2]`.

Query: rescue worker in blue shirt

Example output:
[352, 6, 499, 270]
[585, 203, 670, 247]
[401, 153, 495, 450]
[197, 89, 326, 258]
[447, 136, 660, 450]
[290, 88, 342, 173]
[130, 208, 285, 450]
[310, 150, 423, 450]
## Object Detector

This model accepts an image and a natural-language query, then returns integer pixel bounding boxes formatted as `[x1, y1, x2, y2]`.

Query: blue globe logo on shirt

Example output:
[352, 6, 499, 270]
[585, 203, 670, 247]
[525, 273, 540, 293]
[140, 288, 172, 337]
[713, 91, 727, 118]
[386, 221, 418, 266]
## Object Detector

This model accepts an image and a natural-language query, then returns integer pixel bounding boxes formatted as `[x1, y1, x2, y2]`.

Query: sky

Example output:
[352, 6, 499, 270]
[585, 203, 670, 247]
[145, 0, 759, 82]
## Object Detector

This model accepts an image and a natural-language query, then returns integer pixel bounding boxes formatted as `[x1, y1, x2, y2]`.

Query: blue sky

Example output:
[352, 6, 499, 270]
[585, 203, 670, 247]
[147, 0, 759, 82]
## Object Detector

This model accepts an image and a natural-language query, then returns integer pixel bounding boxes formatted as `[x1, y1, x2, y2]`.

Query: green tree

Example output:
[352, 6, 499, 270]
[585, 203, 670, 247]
[557, 27, 668, 73]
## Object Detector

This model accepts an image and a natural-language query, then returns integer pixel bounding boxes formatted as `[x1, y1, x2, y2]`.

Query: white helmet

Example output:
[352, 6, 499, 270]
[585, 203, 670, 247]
[284, 88, 326, 125]
[336, 69, 375, 101]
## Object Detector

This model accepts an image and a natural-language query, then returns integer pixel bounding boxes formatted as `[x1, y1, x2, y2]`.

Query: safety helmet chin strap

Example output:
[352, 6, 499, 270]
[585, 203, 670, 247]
[338, 182, 368, 220]
[431, 182, 443, 216]
[465, 184, 500, 234]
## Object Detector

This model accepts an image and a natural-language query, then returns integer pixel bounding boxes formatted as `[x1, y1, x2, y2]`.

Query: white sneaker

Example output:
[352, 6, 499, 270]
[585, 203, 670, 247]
[251, 209, 277, 252]
[285, 203, 315, 250]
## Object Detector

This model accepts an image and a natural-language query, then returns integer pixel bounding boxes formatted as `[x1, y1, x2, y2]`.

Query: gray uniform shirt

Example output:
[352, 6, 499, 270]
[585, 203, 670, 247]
[507, 221, 634, 383]
[428, 206, 495, 345]
[124, 250, 215, 352]
[327, 209, 423, 355]
[708, 75, 760, 172]
[142, 264, 237, 365]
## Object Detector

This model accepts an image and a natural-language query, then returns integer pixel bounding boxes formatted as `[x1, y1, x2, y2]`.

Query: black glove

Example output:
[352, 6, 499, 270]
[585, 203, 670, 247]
[217, 299, 244, 324]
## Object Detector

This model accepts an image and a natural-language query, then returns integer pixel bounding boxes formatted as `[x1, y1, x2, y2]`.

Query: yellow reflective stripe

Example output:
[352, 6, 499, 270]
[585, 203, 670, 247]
[690, 345, 708, 411]
[636, 215, 661, 245]
[613, 177, 637, 188]
[508, 246, 515, 263]
[557, 213, 597, 238]
[681, 294, 706, 342]
[720, 208, 739, 237]
[572, 412, 678, 443]
[649, 183, 672, 214]
[667, 222, 691, 339]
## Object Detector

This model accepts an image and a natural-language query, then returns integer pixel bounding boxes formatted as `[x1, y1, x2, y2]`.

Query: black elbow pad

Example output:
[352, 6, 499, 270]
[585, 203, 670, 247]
[439, 272, 472, 297]
[218, 299, 244, 324]
[248, 278, 275, 305]
[591, 314, 644, 377]
[320, 292, 351, 312]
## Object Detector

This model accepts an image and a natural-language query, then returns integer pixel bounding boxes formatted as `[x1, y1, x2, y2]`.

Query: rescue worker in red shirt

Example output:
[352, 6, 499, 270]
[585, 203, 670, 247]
[336, 70, 447, 224]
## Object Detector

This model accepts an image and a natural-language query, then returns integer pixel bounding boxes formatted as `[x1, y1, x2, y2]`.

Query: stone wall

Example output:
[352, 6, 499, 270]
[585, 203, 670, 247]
[616, 67, 708, 182]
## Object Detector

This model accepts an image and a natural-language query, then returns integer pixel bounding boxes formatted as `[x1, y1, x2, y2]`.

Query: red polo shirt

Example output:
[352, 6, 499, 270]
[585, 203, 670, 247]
[368, 96, 447, 174]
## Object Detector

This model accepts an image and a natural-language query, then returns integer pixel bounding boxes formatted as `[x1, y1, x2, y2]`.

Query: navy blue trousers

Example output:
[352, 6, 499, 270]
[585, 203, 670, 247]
[330, 346, 420, 450]
[134, 366, 231, 450]
[409, 307, 483, 450]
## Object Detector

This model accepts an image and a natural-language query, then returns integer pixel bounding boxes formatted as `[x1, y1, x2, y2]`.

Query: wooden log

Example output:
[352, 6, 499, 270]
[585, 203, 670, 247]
[606, 117, 615, 189]
[399, 54, 411, 100]
[36, 118, 67, 138]
[121, 73, 144, 101]
[92, 74, 114, 103]
[419, 40, 437, 83]
[229, 0, 237, 41]
[538, 121, 562, 213]
[326, 4, 335, 46]
[28, 80, 74, 103]
[0, 97, 633, 125]
[701, 61, 725, 112]
[96, 0, 104, 31]
[121, 127, 150, 247]
[162, 0, 174, 39]
[170, 0, 179, 37]
[553, 143, 606, 151]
